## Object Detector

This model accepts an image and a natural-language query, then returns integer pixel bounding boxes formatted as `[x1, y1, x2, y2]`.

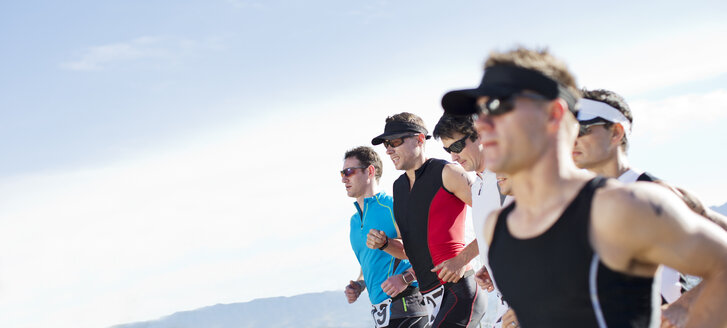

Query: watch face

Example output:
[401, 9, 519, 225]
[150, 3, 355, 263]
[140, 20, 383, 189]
[403, 272, 413, 284]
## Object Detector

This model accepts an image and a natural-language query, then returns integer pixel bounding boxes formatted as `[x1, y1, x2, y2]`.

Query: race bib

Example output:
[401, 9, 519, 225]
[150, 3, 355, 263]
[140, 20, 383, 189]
[371, 298, 392, 328]
[422, 285, 445, 324]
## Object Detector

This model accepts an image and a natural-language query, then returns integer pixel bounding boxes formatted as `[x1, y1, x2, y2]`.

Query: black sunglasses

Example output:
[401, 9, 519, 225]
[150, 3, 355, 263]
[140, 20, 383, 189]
[474, 93, 550, 118]
[382, 134, 418, 148]
[340, 166, 367, 178]
[578, 121, 609, 137]
[443, 135, 471, 154]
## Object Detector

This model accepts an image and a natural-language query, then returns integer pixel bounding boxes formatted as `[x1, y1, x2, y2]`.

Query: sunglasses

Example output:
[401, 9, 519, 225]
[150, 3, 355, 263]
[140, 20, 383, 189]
[443, 135, 471, 154]
[578, 122, 609, 137]
[340, 166, 367, 178]
[382, 134, 418, 148]
[474, 93, 550, 119]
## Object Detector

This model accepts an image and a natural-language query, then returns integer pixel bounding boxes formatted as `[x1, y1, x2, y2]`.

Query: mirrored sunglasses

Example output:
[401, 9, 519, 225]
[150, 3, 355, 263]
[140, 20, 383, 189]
[443, 135, 470, 154]
[340, 166, 367, 178]
[578, 121, 608, 137]
[382, 135, 417, 148]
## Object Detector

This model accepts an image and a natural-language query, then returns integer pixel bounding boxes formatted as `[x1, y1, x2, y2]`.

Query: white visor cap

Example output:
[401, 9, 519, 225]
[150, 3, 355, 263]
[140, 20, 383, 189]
[577, 98, 632, 138]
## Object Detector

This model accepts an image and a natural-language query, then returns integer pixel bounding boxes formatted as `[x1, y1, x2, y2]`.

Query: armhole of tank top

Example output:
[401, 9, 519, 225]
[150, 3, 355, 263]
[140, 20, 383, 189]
[494, 203, 515, 237]
[436, 160, 454, 196]
[584, 176, 609, 255]
[637, 172, 658, 182]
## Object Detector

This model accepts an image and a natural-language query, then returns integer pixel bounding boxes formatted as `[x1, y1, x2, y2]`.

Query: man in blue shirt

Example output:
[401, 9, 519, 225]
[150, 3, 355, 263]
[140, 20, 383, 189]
[342, 146, 428, 328]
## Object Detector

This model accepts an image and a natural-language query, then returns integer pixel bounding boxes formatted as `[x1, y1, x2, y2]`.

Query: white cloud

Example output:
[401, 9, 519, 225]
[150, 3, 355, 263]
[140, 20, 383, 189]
[0, 84, 449, 328]
[630, 89, 727, 143]
[60, 36, 216, 71]
[572, 23, 727, 95]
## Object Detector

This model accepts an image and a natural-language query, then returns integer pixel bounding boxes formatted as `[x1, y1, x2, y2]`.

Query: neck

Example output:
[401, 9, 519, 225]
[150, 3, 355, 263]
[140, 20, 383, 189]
[588, 150, 630, 178]
[510, 141, 593, 218]
[404, 156, 427, 186]
[356, 183, 377, 209]
[476, 163, 486, 176]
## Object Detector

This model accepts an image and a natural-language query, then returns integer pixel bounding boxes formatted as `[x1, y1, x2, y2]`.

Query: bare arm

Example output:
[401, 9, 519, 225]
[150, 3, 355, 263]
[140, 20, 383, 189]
[652, 180, 727, 232]
[442, 163, 473, 206]
[593, 183, 727, 327]
[431, 239, 479, 283]
[344, 269, 366, 303]
[381, 268, 416, 297]
[367, 229, 408, 259]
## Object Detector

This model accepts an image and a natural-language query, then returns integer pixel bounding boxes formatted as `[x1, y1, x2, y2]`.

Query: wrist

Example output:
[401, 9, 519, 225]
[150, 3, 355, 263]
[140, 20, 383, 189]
[402, 271, 415, 285]
[378, 237, 389, 250]
[355, 280, 366, 290]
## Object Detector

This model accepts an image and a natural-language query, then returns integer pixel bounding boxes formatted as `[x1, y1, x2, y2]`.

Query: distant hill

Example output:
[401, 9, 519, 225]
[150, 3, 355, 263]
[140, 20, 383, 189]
[711, 202, 727, 216]
[111, 291, 372, 328]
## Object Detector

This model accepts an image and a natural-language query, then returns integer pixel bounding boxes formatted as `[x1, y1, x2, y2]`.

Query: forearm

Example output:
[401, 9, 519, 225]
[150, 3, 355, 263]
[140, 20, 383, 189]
[381, 238, 408, 259]
[685, 269, 727, 327]
[456, 240, 480, 264]
[355, 269, 366, 290]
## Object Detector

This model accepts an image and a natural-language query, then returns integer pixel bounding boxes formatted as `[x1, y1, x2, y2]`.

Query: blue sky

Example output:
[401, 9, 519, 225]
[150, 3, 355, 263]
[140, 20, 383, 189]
[1, 1, 726, 327]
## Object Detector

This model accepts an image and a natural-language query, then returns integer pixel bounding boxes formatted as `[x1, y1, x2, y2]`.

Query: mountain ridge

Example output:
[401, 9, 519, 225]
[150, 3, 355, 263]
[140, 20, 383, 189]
[111, 290, 372, 328]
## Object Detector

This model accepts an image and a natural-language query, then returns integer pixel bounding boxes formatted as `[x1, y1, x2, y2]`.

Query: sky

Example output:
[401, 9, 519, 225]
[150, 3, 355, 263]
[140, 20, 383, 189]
[1, 1, 726, 327]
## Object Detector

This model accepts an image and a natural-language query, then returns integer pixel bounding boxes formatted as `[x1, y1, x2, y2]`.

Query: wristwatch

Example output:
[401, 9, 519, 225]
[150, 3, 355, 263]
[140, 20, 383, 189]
[402, 271, 415, 285]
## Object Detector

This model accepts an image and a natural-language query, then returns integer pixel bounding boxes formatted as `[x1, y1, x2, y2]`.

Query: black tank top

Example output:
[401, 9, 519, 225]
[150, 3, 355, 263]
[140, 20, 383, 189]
[488, 177, 655, 328]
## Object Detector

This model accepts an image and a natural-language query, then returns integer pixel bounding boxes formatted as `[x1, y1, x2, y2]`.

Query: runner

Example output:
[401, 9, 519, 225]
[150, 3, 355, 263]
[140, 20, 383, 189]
[341, 146, 428, 328]
[572, 88, 727, 324]
[432, 113, 509, 328]
[572, 88, 727, 233]
[441, 46, 727, 327]
[367, 112, 486, 327]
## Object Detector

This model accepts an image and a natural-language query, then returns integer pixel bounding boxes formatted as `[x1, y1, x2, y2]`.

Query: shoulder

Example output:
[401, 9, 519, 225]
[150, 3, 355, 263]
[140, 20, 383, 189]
[441, 162, 468, 179]
[393, 173, 407, 187]
[591, 180, 695, 244]
[593, 181, 662, 225]
[376, 193, 394, 207]
[442, 163, 472, 188]
[430, 158, 450, 166]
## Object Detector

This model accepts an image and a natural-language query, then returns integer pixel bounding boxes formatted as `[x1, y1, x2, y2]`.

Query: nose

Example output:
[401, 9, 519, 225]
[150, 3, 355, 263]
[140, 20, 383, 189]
[385, 145, 395, 154]
[341, 174, 348, 183]
[451, 153, 460, 162]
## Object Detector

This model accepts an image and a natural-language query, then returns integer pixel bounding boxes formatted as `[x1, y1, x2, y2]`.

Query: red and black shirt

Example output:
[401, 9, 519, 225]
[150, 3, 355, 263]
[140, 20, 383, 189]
[393, 158, 468, 292]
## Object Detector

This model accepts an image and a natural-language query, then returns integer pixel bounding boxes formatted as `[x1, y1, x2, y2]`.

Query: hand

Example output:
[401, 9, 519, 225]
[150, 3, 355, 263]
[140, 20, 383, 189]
[344, 280, 363, 304]
[381, 274, 408, 297]
[431, 255, 467, 283]
[367, 229, 388, 249]
[502, 309, 520, 328]
[661, 302, 687, 328]
[474, 266, 494, 292]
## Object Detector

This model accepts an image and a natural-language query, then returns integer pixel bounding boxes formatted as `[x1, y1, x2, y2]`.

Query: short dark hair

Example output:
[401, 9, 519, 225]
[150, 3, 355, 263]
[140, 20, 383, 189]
[385, 112, 428, 133]
[581, 88, 633, 151]
[344, 146, 383, 182]
[433, 113, 478, 142]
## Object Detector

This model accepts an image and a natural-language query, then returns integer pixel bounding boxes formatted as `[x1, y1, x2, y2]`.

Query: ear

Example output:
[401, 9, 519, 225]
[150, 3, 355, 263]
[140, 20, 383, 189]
[546, 98, 568, 133]
[611, 123, 626, 146]
[367, 165, 376, 179]
[417, 133, 426, 145]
